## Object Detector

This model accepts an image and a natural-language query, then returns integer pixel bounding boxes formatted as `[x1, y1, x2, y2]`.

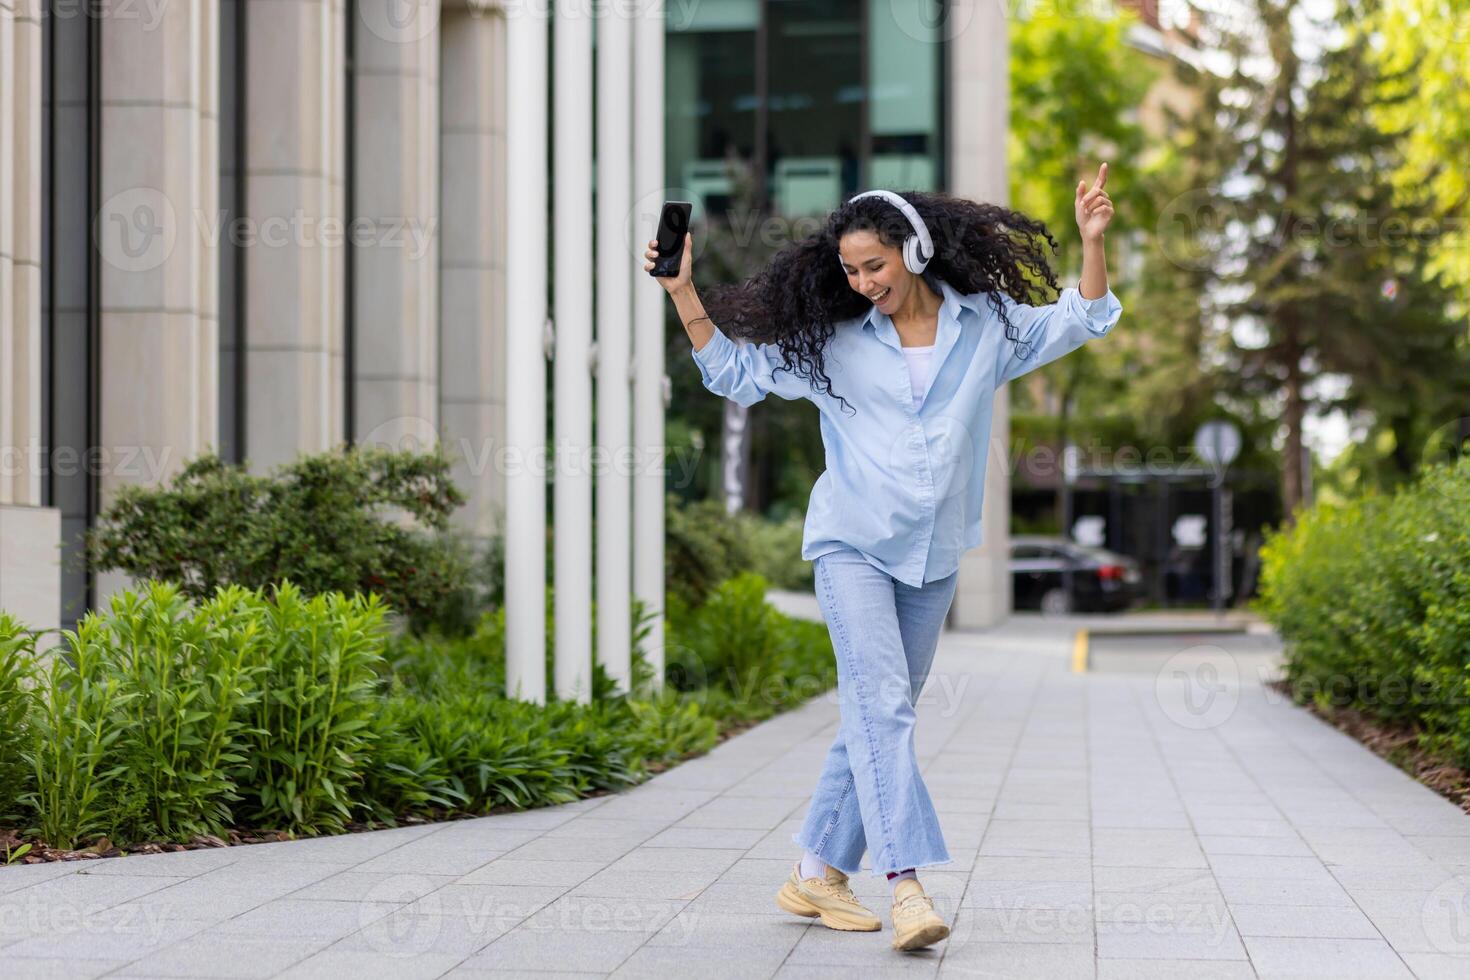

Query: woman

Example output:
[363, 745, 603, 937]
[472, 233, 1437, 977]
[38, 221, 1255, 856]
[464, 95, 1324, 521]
[644, 166, 1120, 952]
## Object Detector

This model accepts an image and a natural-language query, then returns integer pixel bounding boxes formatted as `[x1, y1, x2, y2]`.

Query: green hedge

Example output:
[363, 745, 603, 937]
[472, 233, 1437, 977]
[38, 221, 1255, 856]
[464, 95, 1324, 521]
[85, 447, 478, 636]
[0, 568, 835, 852]
[1255, 456, 1470, 762]
[665, 494, 812, 609]
[665, 571, 836, 725]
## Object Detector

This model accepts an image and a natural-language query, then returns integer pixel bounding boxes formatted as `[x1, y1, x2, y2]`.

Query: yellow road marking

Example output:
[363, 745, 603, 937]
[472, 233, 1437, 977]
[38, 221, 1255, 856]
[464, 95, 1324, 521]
[1071, 629, 1089, 673]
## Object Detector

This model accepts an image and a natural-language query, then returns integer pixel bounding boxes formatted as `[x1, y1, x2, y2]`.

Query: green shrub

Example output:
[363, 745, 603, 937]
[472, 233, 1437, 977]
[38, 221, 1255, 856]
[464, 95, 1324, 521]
[1256, 456, 1470, 761]
[0, 616, 38, 823]
[92, 583, 264, 842]
[666, 571, 835, 723]
[234, 583, 389, 835]
[735, 511, 813, 591]
[21, 616, 133, 850]
[665, 494, 759, 609]
[86, 446, 473, 635]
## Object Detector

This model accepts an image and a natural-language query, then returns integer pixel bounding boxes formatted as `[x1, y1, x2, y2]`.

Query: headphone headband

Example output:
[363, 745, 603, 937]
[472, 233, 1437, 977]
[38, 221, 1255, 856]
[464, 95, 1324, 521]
[844, 189, 934, 274]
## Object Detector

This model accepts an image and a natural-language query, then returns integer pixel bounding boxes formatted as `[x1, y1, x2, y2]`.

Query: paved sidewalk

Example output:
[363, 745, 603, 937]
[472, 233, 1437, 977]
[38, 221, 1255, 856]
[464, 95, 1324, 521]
[4, 613, 1470, 979]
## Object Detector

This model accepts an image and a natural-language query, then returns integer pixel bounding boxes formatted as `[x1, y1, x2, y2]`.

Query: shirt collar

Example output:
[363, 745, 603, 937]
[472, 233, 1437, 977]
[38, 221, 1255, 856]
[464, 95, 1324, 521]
[861, 276, 983, 346]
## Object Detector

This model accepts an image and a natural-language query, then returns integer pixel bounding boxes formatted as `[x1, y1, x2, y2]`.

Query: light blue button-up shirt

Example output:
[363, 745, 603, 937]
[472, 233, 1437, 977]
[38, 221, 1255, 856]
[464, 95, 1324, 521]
[689, 275, 1123, 588]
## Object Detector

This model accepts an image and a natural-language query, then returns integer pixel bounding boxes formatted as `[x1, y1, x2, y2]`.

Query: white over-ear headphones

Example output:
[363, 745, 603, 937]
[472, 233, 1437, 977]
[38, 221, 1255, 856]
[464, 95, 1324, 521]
[839, 190, 935, 275]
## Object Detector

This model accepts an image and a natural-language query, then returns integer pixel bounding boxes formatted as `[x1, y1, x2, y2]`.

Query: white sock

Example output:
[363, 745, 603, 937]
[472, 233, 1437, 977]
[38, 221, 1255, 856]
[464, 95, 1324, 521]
[800, 850, 827, 879]
[888, 869, 918, 893]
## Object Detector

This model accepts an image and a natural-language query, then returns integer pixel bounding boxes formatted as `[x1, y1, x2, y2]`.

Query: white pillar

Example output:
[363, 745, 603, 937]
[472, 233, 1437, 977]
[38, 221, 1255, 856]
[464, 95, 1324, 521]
[504, 0, 549, 703]
[949, 0, 1011, 628]
[94, 0, 220, 605]
[553, 2, 593, 704]
[351, 0, 440, 449]
[439, 4, 507, 542]
[631, 0, 666, 689]
[595, 2, 633, 694]
[244, 0, 347, 468]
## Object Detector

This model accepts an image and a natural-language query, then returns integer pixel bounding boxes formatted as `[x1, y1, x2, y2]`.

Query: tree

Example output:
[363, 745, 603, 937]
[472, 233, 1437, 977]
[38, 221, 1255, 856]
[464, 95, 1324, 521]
[1366, 0, 1470, 305]
[1153, 0, 1467, 523]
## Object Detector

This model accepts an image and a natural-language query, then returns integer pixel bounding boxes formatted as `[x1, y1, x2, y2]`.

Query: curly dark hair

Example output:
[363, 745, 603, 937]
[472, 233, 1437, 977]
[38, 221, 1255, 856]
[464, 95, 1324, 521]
[700, 190, 1062, 416]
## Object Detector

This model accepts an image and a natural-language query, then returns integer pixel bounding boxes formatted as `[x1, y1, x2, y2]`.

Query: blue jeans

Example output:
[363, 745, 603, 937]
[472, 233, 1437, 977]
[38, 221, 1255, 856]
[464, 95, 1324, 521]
[792, 546, 959, 878]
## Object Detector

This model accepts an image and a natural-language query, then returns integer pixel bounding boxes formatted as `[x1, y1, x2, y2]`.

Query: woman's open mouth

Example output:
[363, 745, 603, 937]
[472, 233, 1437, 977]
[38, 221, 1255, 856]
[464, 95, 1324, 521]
[869, 286, 891, 304]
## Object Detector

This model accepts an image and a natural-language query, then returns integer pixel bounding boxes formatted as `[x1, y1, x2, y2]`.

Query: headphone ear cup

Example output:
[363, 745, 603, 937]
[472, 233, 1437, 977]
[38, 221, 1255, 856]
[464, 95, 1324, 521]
[911, 235, 931, 274]
[902, 235, 920, 274]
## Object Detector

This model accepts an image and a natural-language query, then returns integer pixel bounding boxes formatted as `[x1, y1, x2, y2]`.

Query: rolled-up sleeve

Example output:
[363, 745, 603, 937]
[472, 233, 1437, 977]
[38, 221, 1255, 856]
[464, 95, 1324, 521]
[995, 286, 1122, 384]
[690, 325, 812, 407]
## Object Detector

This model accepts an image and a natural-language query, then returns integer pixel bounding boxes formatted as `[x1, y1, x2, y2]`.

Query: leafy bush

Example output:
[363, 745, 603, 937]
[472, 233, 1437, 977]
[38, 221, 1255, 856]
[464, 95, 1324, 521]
[22, 617, 132, 850]
[1, 559, 825, 851]
[92, 583, 264, 842]
[666, 571, 835, 723]
[0, 617, 38, 823]
[1256, 456, 1470, 761]
[234, 584, 389, 835]
[734, 510, 812, 591]
[86, 446, 473, 635]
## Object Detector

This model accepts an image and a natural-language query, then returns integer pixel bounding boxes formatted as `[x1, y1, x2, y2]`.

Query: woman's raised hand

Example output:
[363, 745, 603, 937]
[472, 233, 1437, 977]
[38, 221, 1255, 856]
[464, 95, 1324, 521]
[645, 232, 694, 295]
[1075, 162, 1114, 242]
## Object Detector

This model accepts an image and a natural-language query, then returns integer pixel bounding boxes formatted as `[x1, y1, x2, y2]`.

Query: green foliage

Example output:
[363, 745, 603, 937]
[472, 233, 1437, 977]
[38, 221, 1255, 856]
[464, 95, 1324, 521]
[1008, 2, 1157, 254]
[86, 446, 474, 635]
[233, 583, 389, 835]
[665, 494, 760, 609]
[665, 494, 815, 608]
[1, 556, 824, 850]
[1255, 456, 1470, 761]
[666, 572, 835, 724]
[1366, 0, 1470, 305]
[92, 583, 264, 842]
[20, 617, 132, 850]
[0, 617, 38, 823]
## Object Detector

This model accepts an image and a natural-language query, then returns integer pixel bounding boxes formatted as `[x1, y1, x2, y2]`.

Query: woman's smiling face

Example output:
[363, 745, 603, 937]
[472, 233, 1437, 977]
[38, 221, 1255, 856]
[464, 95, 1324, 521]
[837, 229, 909, 314]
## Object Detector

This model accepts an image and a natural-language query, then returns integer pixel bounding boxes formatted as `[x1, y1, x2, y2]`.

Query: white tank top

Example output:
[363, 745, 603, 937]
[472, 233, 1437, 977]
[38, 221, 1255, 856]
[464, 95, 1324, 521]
[902, 343, 936, 408]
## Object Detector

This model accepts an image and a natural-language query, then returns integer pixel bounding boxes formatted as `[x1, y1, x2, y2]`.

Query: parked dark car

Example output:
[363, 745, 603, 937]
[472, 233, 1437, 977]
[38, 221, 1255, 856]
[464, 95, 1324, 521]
[1009, 535, 1143, 614]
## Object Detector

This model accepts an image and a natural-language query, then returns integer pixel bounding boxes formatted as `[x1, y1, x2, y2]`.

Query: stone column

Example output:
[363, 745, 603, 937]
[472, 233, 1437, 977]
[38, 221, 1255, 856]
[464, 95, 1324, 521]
[242, 0, 347, 468]
[94, 0, 220, 606]
[948, 0, 1011, 628]
[438, 2, 506, 541]
[0, 0, 59, 630]
[351, 0, 440, 449]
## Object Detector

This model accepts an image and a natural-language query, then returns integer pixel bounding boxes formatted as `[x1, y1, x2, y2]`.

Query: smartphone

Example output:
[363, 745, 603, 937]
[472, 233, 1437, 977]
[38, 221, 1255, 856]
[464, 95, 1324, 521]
[649, 201, 693, 277]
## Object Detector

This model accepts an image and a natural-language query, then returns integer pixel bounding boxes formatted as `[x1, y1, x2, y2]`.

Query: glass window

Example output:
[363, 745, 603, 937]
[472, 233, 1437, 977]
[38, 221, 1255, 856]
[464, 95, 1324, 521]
[666, 1, 759, 224]
[766, 0, 862, 215]
[664, 0, 945, 223]
[867, 0, 943, 193]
